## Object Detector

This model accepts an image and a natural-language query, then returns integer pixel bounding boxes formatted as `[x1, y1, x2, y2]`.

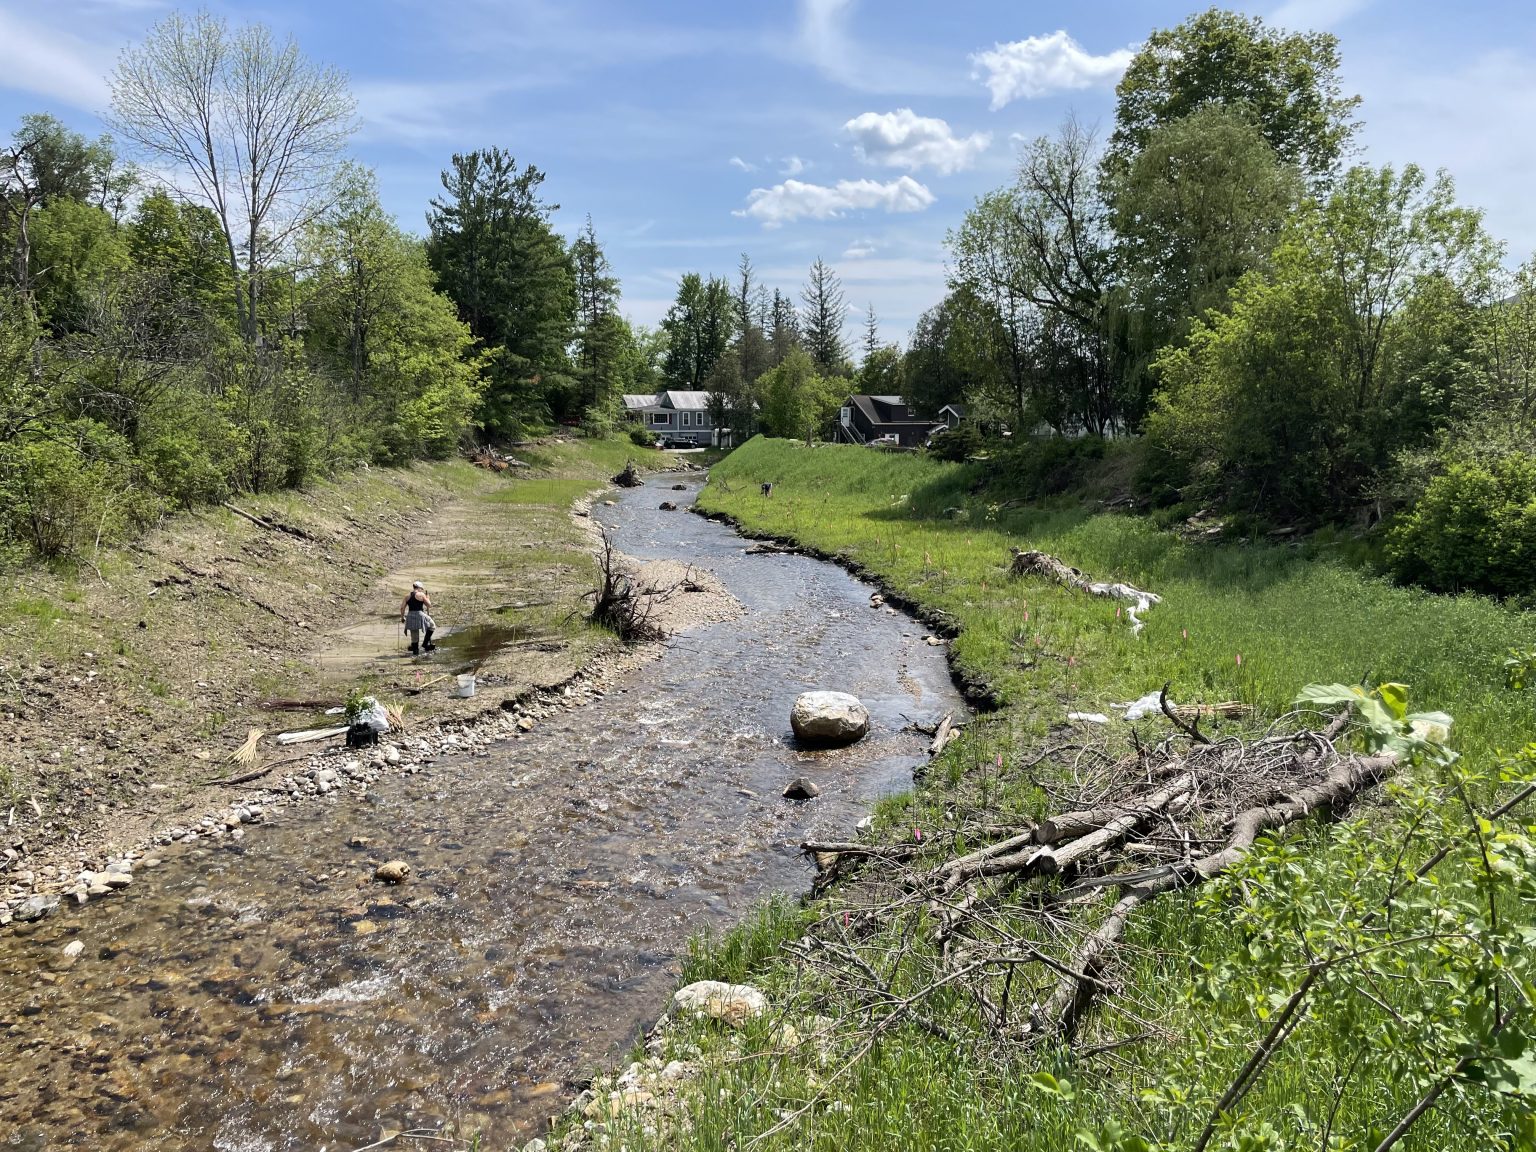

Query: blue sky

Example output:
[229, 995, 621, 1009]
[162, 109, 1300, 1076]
[2, 0, 1534, 345]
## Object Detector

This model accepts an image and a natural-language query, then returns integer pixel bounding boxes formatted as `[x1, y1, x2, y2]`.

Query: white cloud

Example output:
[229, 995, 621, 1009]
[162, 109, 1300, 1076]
[844, 109, 991, 175]
[842, 240, 878, 259]
[0, 9, 114, 110]
[353, 79, 506, 144]
[971, 31, 1135, 109]
[780, 155, 808, 176]
[729, 156, 758, 172]
[734, 175, 935, 227]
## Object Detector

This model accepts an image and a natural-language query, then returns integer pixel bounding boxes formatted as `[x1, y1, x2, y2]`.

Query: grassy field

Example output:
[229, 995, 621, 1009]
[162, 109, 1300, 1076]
[585, 437, 1536, 1152]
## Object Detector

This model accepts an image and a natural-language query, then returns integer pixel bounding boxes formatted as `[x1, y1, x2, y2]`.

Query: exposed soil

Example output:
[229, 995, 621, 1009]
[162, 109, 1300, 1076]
[0, 448, 718, 914]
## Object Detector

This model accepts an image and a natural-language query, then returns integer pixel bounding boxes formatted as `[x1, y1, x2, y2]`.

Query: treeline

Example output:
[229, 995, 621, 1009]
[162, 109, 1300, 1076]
[899, 9, 1536, 597]
[643, 253, 903, 445]
[0, 11, 656, 566]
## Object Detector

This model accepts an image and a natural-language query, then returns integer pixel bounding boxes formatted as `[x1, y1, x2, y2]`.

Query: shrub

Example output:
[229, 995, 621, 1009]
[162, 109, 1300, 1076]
[1388, 452, 1536, 596]
[927, 423, 987, 462]
[989, 435, 1108, 499]
[628, 426, 657, 447]
[1, 420, 159, 561]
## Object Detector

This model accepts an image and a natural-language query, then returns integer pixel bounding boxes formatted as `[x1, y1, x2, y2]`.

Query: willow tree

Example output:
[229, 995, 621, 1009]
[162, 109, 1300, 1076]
[109, 11, 356, 343]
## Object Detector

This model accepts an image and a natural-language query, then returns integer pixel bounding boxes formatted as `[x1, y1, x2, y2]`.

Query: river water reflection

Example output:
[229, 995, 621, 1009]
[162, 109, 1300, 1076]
[0, 476, 965, 1150]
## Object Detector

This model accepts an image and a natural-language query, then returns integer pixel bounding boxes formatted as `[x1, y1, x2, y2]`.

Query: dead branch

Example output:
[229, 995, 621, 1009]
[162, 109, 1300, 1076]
[1160, 682, 1211, 745]
[1010, 549, 1161, 634]
[1036, 752, 1396, 1039]
[786, 715, 1415, 1064]
[223, 502, 319, 542]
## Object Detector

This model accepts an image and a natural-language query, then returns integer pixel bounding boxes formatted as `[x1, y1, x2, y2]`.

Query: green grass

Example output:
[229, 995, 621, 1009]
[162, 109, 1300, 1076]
[591, 437, 1536, 1152]
[703, 439, 1535, 769]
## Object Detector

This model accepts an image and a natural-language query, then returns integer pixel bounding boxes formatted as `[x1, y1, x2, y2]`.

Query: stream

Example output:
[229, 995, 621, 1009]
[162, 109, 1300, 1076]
[0, 477, 966, 1150]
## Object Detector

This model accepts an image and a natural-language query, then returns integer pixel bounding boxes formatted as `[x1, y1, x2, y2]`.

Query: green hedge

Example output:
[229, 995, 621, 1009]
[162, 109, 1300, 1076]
[1389, 452, 1536, 596]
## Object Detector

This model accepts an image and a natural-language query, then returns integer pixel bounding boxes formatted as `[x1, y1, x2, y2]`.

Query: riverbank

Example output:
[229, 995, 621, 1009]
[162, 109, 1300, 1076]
[561, 436, 1536, 1152]
[0, 437, 688, 925]
[0, 467, 963, 1151]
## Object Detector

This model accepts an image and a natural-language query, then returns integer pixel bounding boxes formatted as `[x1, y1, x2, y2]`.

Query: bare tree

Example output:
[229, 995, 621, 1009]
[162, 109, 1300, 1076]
[109, 11, 356, 343]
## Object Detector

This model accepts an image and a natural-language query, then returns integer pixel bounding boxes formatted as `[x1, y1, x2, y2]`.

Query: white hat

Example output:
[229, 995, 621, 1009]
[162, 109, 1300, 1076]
[412, 580, 424, 588]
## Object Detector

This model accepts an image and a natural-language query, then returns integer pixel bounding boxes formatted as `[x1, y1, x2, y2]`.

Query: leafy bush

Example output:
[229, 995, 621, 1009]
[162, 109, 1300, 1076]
[1, 420, 158, 561]
[1388, 452, 1536, 596]
[926, 423, 987, 462]
[628, 425, 657, 447]
[989, 434, 1108, 499]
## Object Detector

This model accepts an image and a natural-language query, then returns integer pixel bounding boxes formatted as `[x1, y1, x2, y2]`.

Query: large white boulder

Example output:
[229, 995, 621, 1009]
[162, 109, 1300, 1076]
[672, 980, 768, 1027]
[790, 691, 870, 746]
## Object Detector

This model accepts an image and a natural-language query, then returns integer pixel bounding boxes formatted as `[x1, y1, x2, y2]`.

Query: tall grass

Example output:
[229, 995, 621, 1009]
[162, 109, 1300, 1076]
[599, 437, 1536, 1152]
[703, 439, 1535, 770]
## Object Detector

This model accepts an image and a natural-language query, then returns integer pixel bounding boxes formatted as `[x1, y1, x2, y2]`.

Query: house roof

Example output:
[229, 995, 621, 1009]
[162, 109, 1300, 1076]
[661, 390, 711, 410]
[939, 403, 967, 418]
[621, 394, 656, 411]
[847, 393, 932, 430]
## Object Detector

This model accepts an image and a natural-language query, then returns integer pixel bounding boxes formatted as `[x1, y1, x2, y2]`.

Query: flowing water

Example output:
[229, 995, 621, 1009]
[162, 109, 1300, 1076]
[0, 477, 965, 1150]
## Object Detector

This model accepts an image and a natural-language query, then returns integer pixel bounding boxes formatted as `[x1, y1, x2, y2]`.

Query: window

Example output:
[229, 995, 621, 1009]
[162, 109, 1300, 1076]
[651, 412, 670, 426]
[681, 412, 691, 427]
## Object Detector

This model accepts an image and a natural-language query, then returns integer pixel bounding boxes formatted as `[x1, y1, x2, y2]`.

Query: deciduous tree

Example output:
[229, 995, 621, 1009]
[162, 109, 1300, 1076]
[1106, 8, 1359, 187]
[110, 11, 356, 342]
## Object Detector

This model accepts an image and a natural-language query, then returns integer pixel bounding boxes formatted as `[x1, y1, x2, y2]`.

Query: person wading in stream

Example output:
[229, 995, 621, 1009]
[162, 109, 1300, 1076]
[400, 581, 436, 655]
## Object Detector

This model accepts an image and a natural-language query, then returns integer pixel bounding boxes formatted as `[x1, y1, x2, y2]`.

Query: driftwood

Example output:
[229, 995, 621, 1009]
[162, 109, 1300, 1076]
[275, 725, 350, 746]
[198, 752, 314, 787]
[1010, 549, 1161, 634]
[611, 461, 643, 488]
[223, 502, 319, 542]
[928, 714, 954, 756]
[797, 712, 1402, 1053]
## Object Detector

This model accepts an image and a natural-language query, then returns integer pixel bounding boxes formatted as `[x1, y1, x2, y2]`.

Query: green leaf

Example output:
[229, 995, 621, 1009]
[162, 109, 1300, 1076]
[1295, 682, 1364, 707]
[1377, 682, 1410, 721]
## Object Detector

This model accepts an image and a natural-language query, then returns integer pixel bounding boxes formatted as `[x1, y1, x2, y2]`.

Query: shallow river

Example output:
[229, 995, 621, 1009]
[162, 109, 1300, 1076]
[0, 477, 965, 1150]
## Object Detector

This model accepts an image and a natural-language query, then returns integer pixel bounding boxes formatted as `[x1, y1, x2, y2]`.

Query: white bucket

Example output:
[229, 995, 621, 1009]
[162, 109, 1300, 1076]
[455, 674, 477, 699]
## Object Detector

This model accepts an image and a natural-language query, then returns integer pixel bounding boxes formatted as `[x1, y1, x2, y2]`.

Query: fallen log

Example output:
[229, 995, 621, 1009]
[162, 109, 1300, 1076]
[1010, 549, 1161, 635]
[1034, 752, 1396, 1038]
[223, 502, 319, 542]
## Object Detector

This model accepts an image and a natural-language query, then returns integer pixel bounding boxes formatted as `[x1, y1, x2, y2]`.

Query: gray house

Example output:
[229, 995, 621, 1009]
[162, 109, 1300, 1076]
[622, 390, 721, 447]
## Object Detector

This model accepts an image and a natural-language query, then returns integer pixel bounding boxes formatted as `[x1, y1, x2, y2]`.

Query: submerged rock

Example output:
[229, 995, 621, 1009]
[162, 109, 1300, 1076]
[374, 860, 411, 884]
[672, 980, 768, 1027]
[789, 691, 870, 746]
[15, 894, 59, 922]
[782, 777, 821, 801]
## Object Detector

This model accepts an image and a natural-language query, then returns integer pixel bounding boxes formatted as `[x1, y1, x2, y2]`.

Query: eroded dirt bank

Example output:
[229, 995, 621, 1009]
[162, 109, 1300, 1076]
[0, 444, 689, 919]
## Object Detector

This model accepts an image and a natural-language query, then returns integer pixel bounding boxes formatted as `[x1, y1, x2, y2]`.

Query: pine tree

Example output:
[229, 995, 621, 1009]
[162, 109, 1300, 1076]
[800, 257, 847, 375]
[862, 303, 881, 365]
[769, 288, 800, 367]
[571, 214, 623, 414]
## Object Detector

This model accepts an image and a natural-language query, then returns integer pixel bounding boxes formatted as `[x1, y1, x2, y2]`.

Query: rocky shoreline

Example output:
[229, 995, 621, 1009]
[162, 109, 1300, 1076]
[1, 552, 739, 934]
